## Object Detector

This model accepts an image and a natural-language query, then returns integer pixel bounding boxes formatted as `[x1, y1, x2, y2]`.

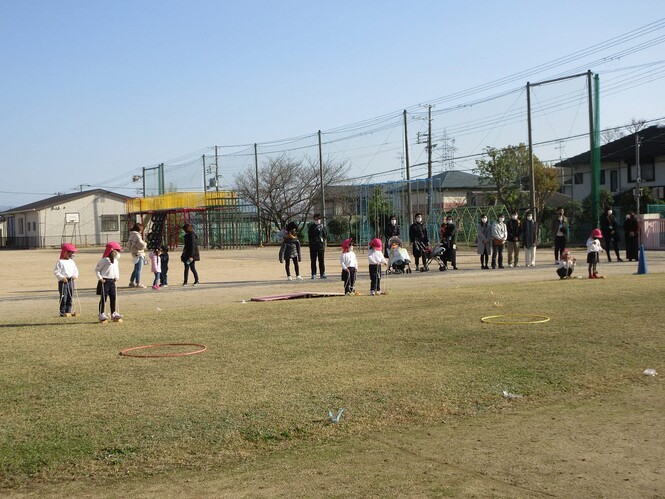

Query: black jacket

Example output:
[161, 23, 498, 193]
[160, 252, 169, 273]
[440, 224, 456, 245]
[181, 232, 200, 262]
[506, 218, 522, 242]
[385, 222, 400, 240]
[307, 222, 327, 250]
[522, 219, 536, 248]
[409, 222, 428, 244]
[279, 235, 302, 262]
[600, 213, 619, 241]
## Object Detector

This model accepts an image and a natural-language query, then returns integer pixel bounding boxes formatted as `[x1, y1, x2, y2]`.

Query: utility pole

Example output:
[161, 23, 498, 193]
[202, 155, 207, 193]
[214, 146, 219, 194]
[526, 82, 536, 221]
[635, 134, 642, 215]
[426, 105, 433, 221]
[403, 110, 412, 224]
[318, 130, 326, 221]
[254, 143, 261, 246]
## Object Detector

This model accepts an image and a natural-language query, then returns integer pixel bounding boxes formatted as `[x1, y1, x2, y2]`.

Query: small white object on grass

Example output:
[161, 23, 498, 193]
[502, 390, 523, 399]
[328, 408, 344, 423]
[642, 368, 658, 376]
[241, 300, 246, 304]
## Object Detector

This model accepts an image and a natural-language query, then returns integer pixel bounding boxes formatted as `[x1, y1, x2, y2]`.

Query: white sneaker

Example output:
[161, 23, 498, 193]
[508, 264, 513, 268]
[111, 312, 123, 320]
[137, 284, 147, 288]
[296, 275, 303, 281]
[287, 276, 292, 281]
[99, 313, 108, 321]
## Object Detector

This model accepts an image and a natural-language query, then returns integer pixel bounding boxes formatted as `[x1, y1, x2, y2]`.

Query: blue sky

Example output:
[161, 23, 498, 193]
[1, 1, 664, 208]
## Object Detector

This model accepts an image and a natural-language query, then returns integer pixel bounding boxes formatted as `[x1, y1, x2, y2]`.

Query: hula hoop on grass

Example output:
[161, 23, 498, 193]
[119, 343, 207, 358]
[481, 314, 551, 325]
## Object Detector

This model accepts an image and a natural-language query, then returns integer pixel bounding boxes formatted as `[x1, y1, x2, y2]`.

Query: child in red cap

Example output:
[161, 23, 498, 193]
[586, 228, 606, 279]
[339, 238, 358, 295]
[54, 243, 78, 317]
[368, 238, 387, 296]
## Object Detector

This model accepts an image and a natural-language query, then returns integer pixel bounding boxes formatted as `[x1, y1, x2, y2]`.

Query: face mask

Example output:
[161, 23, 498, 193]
[498, 217, 505, 223]
[69, 253, 76, 259]
[391, 220, 396, 225]
[481, 218, 487, 223]
[113, 251, 121, 260]
[315, 219, 322, 225]
[511, 215, 518, 220]
[527, 215, 533, 221]
[447, 220, 453, 225]
[626, 215, 630, 220]
[416, 217, 422, 223]
[607, 210, 612, 215]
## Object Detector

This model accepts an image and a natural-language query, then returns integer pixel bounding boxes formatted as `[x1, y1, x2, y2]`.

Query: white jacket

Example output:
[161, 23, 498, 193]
[54, 259, 79, 281]
[340, 251, 358, 270]
[95, 257, 120, 280]
[367, 249, 387, 265]
[586, 237, 603, 254]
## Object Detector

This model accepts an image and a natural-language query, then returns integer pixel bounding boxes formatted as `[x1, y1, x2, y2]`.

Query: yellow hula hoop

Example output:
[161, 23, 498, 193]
[481, 314, 551, 325]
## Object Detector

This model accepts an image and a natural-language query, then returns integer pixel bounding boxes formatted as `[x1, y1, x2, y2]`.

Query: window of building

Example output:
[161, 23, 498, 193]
[600, 170, 605, 184]
[574, 173, 583, 185]
[629, 161, 655, 182]
[101, 215, 119, 232]
[18, 218, 24, 235]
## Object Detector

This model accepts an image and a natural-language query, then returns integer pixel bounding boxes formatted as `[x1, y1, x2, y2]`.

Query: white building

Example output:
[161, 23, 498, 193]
[558, 124, 665, 203]
[0, 189, 130, 248]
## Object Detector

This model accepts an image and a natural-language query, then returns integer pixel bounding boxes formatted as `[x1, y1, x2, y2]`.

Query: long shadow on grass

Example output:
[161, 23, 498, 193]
[0, 321, 100, 328]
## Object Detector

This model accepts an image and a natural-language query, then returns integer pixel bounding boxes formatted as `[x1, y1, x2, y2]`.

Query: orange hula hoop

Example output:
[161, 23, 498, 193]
[119, 343, 207, 358]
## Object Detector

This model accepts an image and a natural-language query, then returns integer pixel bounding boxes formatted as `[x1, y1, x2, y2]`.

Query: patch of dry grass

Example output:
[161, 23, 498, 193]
[1, 274, 663, 489]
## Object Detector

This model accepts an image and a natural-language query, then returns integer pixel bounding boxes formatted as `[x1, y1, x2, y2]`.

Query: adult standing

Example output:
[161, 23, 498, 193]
[384, 215, 400, 257]
[307, 214, 328, 279]
[522, 211, 537, 267]
[623, 211, 639, 262]
[409, 213, 429, 271]
[506, 211, 522, 267]
[600, 207, 623, 262]
[181, 223, 200, 286]
[491, 214, 507, 269]
[441, 215, 457, 270]
[476, 214, 491, 269]
[550, 207, 569, 264]
[127, 222, 147, 288]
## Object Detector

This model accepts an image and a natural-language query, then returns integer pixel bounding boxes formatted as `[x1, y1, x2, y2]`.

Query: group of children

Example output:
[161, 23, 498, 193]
[279, 233, 387, 295]
[54, 241, 171, 322]
[556, 228, 608, 280]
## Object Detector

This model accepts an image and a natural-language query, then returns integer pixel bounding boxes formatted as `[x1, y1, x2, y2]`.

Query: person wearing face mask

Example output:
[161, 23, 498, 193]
[491, 214, 508, 269]
[95, 241, 123, 322]
[54, 243, 79, 317]
[522, 211, 537, 267]
[550, 207, 568, 264]
[409, 213, 429, 271]
[440, 216, 458, 270]
[307, 213, 328, 279]
[506, 211, 522, 268]
[476, 214, 492, 269]
[384, 215, 400, 258]
[623, 211, 639, 262]
[600, 207, 623, 262]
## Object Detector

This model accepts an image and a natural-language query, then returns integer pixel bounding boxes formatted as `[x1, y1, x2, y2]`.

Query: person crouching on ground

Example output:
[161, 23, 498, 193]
[368, 238, 387, 296]
[54, 243, 78, 317]
[340, 238, 357, 295]
[556, 249, 576, 279]
[279, 227, 302, 281]
[586, 228, 606, 279]
[95, 241, 123, 322]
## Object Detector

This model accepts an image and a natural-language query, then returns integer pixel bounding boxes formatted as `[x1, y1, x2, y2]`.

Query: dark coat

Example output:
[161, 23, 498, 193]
[160, 252, 169, 273]
[307, 222, 327, 250]
[409, 222, 428, 244]
[600, 213, 620, 242]
[440, 224, 456, 245]
[507, 218, 522, 242]
[279, 235, 302, 262]
[384, 222, 400, 240]
[181, 232, 200, 262]
[522, 219, 536, 248]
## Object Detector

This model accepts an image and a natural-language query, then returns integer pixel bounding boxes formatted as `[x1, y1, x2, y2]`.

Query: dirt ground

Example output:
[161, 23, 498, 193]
[1, 246, 664, 497]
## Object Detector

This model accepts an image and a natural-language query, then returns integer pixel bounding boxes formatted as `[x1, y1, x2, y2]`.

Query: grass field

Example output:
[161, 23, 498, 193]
[0, 248, 663, 497]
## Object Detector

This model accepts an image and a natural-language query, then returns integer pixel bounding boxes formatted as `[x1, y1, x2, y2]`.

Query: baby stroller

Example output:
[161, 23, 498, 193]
[386, 236, 412, 274]
[416, 240, 447, 271]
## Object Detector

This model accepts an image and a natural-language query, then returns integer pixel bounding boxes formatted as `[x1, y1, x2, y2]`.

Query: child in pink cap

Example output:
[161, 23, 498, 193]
[54, 243, 78, 317]
[586, 228, 606, 279]
[339, 238, 358, 295]
[368, 238, 387, 296]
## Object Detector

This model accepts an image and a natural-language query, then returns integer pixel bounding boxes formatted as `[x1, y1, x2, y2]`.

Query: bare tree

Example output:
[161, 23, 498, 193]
[601, 127, 624, 144]
[234, 154, 348, 240]
[625, 118, 646, 134]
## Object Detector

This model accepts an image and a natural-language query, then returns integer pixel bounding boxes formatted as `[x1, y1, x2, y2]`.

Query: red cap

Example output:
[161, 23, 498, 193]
[103, 241, 122, 258]
[370, 238, 383, 251]
[591, 228, 603, 239]
[60, 243, 78, 259]
[341, 238, 353, 252]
